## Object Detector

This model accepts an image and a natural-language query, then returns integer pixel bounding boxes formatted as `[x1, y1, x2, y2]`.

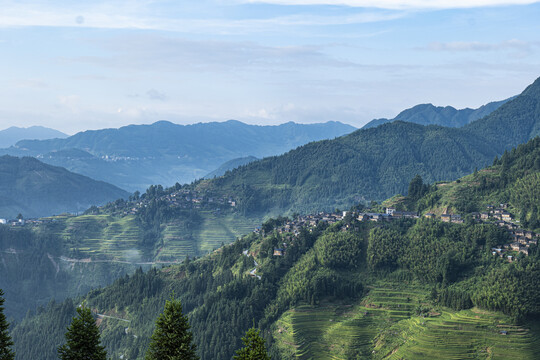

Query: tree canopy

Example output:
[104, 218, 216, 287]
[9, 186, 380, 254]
[0, 289, 15, 360]
[234, 327, 270, 360]
[146, 296, 198, 360]
[57, 305, 107, 360]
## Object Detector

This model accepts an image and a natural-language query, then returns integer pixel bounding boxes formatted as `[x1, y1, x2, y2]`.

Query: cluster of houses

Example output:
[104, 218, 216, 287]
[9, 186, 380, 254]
[256, 208, 420, 257]
[0, 217, 54, 227]
[255, 208, 422, 238]
[122, 189, 237, 216]
[481, 205, 539, 259]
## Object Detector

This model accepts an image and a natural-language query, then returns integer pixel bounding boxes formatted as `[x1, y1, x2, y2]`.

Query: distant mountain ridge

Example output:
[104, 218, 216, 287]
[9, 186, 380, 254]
[200, 77, 540, 215]
[0, 155, 129, 218]
[362, 98, 511, 129]
[0, 125, 67, 148]
[0, 120, 356, 191]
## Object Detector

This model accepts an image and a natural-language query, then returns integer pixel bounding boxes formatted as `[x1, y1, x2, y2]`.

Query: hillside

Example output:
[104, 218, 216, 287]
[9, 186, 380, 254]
[10, 210, 540, 359]
[0, 155, 129, 218]
[414, 136, 540, 231]
[0, 126, 67, 148]
[0, 183, 261, 320]
[362, 98, 510, 129]
[204, 156, 258, 179]
[0, 120, 355, 191]
[199, 77, 540, 216]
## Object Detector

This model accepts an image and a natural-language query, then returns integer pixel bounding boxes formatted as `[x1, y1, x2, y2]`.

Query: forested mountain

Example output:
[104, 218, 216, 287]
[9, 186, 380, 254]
[362, 98, 510, 129]
[10, 203, 540, 359]
[0, 155, 129, 218]
[199, 77, 540, 215]
[6, 110, 540, 360]
[204, 156, 259, 179]
[414, 136, 540, 230]
[0, 126, 67, 148]
[0, 121, 355, 191]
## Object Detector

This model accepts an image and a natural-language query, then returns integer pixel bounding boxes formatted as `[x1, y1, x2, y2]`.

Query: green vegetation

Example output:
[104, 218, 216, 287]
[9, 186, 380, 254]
[416, 136, 540, 232]
[10, 208, 540, 359]
[234, 328, 270, 360]
[146, 297, 198, 360]
[0, 289, 15, 360]
[58, 305, 107, 360]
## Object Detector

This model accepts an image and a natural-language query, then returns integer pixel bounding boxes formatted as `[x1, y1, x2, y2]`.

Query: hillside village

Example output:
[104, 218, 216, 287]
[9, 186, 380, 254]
[252, 204, 538, 262]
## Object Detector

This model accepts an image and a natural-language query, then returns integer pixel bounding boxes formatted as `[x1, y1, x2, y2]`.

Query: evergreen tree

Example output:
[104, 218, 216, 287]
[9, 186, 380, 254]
[57, 305, 107, 360]
[146, 296, 198, 360]
[0, 289, 15, 360]
[233, 328, 270, 360]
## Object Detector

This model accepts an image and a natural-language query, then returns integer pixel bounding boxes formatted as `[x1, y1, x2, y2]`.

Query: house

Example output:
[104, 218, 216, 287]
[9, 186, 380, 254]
[0, 219, 6, 225]
[386, 207, 396, 215]
[450, 215, 463, 224]
[480, 213, 489, 220]
[501, 212, 512, 221]
[510, 243, 521, 251]
[440, 214, 451, 223]
[357, 214, 369, 222]
[273, 248, 284, 256]
[392, 211, 418, 219]
[424, 213, 435, 219]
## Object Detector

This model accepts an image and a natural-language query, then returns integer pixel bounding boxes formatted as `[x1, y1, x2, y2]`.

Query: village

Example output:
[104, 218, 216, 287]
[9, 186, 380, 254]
[120, 188, 237, 216]
[255, 204, 538, 261]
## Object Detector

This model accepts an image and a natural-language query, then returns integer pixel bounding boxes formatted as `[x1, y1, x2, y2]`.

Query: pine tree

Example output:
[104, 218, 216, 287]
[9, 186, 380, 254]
[0, 289, 15, 360]
[57, 305, 107, 360]
[146, 296, 198, 360]
[233, 327, 270, 360]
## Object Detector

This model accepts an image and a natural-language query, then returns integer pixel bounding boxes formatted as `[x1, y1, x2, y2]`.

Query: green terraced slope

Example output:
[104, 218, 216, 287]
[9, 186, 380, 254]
[274, 282, 540, 360]
[196, 211, 260, 253]
[59, 215, 142, 260]
[49, 211, 260, 263]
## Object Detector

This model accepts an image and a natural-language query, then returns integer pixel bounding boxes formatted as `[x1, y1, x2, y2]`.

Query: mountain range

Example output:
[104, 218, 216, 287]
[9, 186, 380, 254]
[362, 98, 511, 129]
[10, 135, 540, 359]
[199, 77, 540, 215]
[0, 155, 129, 218]
[0, 126, 67, 148]
[0, 120, 355, 191]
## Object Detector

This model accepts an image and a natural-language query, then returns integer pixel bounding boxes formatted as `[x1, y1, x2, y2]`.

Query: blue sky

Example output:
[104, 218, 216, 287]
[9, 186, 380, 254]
[1, 0, 539, 134]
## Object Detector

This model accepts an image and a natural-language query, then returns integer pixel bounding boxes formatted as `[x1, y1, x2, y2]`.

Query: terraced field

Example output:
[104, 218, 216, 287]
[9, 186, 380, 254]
[155, 222, 197, 262]
[196, 211, 260, 253]
[274, 282, 540, 360]
[379, 309, 540, 360]
[49, 211, 260, 262]
[59, 215, 141, 260]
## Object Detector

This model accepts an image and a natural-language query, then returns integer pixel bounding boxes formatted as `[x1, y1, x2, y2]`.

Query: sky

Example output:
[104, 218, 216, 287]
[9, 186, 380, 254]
[0, 0, 539, 134]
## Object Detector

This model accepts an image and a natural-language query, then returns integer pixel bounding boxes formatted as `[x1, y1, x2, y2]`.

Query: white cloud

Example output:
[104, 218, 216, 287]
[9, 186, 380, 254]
[0, 9, 402, 32]
[425, 39, 537, 51]
[242, 0, 540, 10]
[70, 35, 357, 72]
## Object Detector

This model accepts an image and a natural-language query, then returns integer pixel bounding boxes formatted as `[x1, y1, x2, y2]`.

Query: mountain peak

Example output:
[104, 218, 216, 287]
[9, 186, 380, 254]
[521, 76, 540, 98]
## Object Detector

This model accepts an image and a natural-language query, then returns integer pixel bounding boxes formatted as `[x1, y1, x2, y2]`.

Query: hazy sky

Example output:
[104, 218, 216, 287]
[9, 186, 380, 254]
[1, 0, 539, 134]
